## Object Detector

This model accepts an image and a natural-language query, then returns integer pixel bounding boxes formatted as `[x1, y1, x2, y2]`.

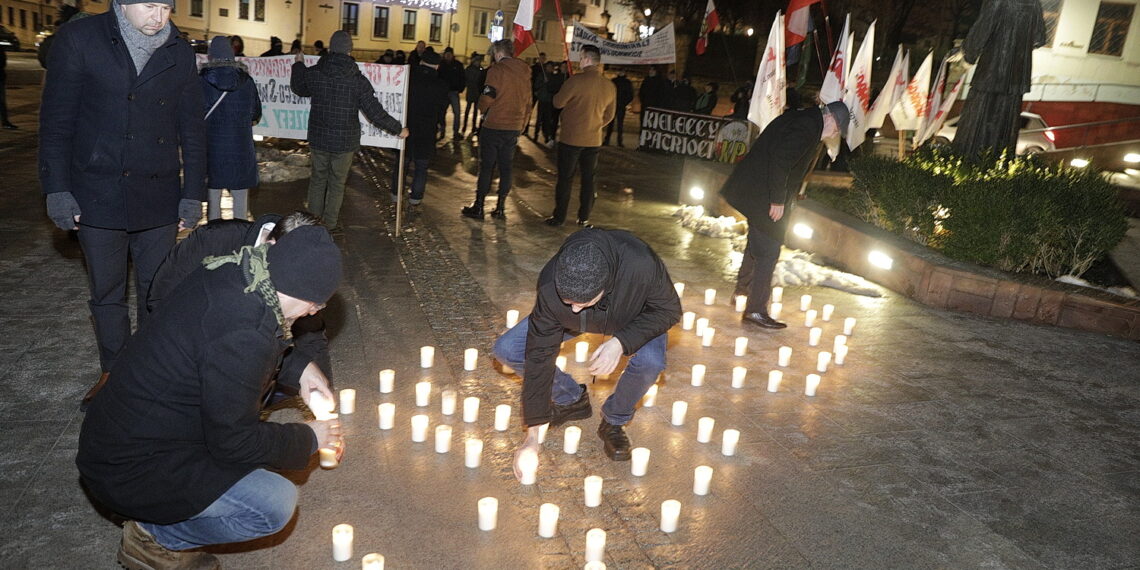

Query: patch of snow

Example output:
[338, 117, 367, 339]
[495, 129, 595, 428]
[674, 205, 747, 238]
[257, 147, 310, 183]
[1056, 275, 1137, 298]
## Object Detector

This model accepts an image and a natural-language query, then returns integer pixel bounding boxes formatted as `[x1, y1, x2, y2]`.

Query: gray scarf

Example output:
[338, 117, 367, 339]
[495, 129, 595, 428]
[114, 4, 171, 76]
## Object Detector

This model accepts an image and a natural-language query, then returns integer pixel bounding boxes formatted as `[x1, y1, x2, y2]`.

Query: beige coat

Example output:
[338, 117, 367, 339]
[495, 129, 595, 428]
[477, 57, 532, 132]
[553, 65, 616, 147]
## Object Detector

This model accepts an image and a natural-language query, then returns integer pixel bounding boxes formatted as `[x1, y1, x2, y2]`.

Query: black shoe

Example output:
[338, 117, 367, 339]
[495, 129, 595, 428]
[742, 312, 787, 329]
[461, 203, 484, 220]
[576, 219, 592, 228]
[550, 384, 592, 427]
[544, 217, 564, 227]
[490, 206, 506, 219]
[597, 419, 632, 461]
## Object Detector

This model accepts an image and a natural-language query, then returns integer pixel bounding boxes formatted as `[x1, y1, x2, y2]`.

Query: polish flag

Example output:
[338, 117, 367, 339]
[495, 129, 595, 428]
[889, 51, 932, 133]
[867, 45, 907, 129]
[513, 0, 542, 57]
[696, 0, 720, 55]
[785, 0, 821, 47]
[748, 12, 786, 132]
[842, 21, 875, 150]
[818, 13, 850, 104]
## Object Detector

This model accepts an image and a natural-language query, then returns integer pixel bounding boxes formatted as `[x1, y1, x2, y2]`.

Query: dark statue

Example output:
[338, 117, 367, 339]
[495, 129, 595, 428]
[952, 0, 1046, 158]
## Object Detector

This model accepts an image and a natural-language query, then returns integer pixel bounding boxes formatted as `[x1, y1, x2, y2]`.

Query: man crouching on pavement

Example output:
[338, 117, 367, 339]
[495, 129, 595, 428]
[495, 229, 681, 475]
[77, 225, 343, 569]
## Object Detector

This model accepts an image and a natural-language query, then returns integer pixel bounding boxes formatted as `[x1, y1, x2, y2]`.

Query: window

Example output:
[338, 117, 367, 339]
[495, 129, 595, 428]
[239, 0, 249, 20]
[473, 10, 488, 36]
[342, 3, 359, 35]
[535, 19, 547, 41]
[33, 12, 40, 30]
[254, 0, 265, 22]
[373, 6, 389, 38]
[1041, 0, 1062, 47]
[20, 9, 26, 29]
[402, 10, 417, 41]
[429, 13, 442, 42]
[1089, 2, 1133, 56]
[7, 8, 12, 26]
[191, 0, 203, 18]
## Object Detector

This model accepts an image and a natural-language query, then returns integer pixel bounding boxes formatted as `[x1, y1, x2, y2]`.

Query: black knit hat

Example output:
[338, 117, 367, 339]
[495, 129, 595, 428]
[420, 50, 441, 65]
[208, 36, 233, 61]
[268, 226, 343, 303]
[555, 241, 609, 303]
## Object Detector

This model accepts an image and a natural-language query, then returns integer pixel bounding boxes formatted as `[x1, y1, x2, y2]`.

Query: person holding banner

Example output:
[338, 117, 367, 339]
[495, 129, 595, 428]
[721, 102, 848, 330]
[393, 49, 449, 207]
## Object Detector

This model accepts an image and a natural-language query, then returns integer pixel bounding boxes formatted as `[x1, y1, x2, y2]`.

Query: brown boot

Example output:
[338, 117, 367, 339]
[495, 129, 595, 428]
[117, 520, 220, 570]
[80, 372, 110, 411]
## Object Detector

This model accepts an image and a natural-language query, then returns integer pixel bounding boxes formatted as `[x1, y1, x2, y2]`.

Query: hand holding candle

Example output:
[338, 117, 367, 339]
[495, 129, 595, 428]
[513, 427, 543, 483]
[588, 338, 624, 376]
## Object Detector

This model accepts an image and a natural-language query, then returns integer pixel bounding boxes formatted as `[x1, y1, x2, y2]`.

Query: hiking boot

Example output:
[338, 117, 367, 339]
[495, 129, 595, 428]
[118, 521, 220, 570]
[597, 419, 632, 461]
[549, 384, 591, 427]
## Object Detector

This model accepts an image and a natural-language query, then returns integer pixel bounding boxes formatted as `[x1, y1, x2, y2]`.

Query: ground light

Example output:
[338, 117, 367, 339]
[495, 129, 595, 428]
[868, 250, 894, 270]
[1124, 153, 1140, 163]
[792, 223, 813, 240]
[688, 186, 705, 201]
[1070, 158, 1090, 168]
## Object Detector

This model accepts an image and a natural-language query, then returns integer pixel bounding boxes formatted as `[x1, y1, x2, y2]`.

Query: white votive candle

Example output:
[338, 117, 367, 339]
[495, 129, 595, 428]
[465, 438, 483, 468]
[536, 422, 548, 443]
[835, 344, 848, 365]
[817, 351, 831, 373]
[506, 309, 520, 328]
[319, 447, 338, 469]
[538, 503, 560, 538]
[642, 384, 659, 407]
[695, 317, 708, 337]
[410, 414, 429, 442]
[339, 389, 356, 414]
[414, 381, 431, 407]
[584, 562, 605, 570]
[332, 524, 353, 562]
[585, 528, 607, 563]
[693, 465, 713, 495]
[674, 282, 685, 297]
[805, 374, 821, 396]
[575, 341, 589, 362]
[778, 346, 792, 367]
[434, 425, 452, 453]
[681, 311, 696, 330]
[770, 302, 782, 319]
[477, 497, 498, 531]
[771, 286, 783, 303]
[704, 288, 716, 305]
[731, 366, 747, 388]
[556, 355, 567, 370]
[377, 402, 395, 430]
[563, 426, 582, 454]
[734, 295, 747, 312]
[361, 553, 385, 570]
[843, 317, 857, 336]
[808, 327, 822, 346]
[660, 500, 681, 533]
[584, 475, 603, 507]
[734, 336, 748, 356]
[800, 294, 812, 312]
[671, 401, 688, 426]
[464, 348, 478, 371]
[440, 389, 457, 415]
[804, 309, 817, 327]
[690, 364, 706, 386]
[463, 397, 479, 423]
[701, 327, 716, 347]
[518, 447, 538, 485]
[822, 304, 835, 321]
[833, 334, 847, 352]
[697, 417, 715, 443]
[308, 391, 336, 420]
[630, 447, 651, 476]
[420, 345, 435, 368]
[767, 370, 783, 393]
[722, 429, 740, 456]
[378, 369, 395, 393]
[494, 404, 511, 431]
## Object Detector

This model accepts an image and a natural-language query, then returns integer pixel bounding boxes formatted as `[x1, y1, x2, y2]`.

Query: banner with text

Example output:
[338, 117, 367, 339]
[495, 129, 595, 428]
[569, 24, 676, 65]
[198, 55, 408, 149]
[638, 107, 751, 163]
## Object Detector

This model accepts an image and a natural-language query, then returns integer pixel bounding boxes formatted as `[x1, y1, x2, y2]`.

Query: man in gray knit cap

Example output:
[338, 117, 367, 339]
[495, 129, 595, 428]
[39, 0, 206, 408]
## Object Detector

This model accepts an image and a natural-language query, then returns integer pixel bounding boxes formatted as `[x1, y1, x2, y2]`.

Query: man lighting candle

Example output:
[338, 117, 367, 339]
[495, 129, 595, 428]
[494, 229, 681, 471]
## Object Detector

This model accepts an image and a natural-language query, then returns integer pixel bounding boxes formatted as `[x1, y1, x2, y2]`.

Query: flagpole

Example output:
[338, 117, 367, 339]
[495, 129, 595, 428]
[552, 0, 572, 73]
[817, 1, 834, 57]
[810, 28, 827, 84]
[718, 33, 738, 83]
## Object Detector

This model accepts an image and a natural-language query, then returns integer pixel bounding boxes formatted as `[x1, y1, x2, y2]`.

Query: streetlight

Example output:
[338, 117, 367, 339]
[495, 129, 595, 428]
[746, 27, 754, 37]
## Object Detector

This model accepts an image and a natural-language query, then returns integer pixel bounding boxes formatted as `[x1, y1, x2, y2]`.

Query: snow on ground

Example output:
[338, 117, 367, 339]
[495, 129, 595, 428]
[1055, 275, 1137, 299]
[257, 146, 310, 183]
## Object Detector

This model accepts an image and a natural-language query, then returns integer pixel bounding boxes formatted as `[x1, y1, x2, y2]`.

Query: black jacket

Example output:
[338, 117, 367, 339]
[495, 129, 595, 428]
[463, 63, 484, 102]
[639, 74, 668, 109]
[437, 58, 466, 93]
[522, 229, 681, 426]
[613, 75, 634, 108]
[290, 52, 402, 152]
[408, 65, 450, 158]
[77, 259, 316, 524]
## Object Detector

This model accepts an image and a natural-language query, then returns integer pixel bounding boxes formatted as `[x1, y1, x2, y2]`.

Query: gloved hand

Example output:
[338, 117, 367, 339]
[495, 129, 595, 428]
[178, 198, 203, 230]
[46, 192, 81, 231]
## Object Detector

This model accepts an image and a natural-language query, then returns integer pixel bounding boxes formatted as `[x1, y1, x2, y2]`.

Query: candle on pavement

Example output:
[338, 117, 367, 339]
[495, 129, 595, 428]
[435, 425, 452, 453]
[671, 401, 688, 426]
[778, 346, 792, 367]
[361, 553, 385, 570]
[332, 524, 353, 562]
[697, 417, 715, 443]
[835, 344, 848, 365]
[805, 374, 821, 397]
[440, 389, 457, 415]
[463, 397, 479, 423]
[410, 414, 429, 442]
[477, 497, 498, 531]
[538, 503, 560, 538]
[630, 447, 650, 476]
[681, 311, 695, 330]
[420, 345, 435, 368]
[817, 351, 831, 373]
[642, 384, 659, 407]
[378, 369, 395, 393]
[693, 465, 713, 495]
[800, 294, 812, 312]
[690, 364, 706, 386]
[843, 317, 857, 336]
[674, 282, 685, 297]
[769, 302, 782, 319]
[464, 348, 478, 371]
[734, 295, 747, 312]
[704, 288, 716, 305]
[465, 438, 483, 468]
[771, 287, 783, 303]
[339, 389, 356, 414]
[563, 426, 582, 454]
[822, 304, 835, 321]
[767, 370, 782, 393]
[518, 447, 538, 485]
[701, 327, 715, 347]
[506, 309, 520, 328]
[808, 327, 822, 346]
[584, 475, 603, 507]
[414, 381, 431, 407]
[734, 336, 748, 356]
[695, 318, 708, 337]
[494, 404, 511, 431]
[660, 500, 681, 533]
[585, 528, 607, 563]
[722, 429, 740, 456]
[377, 403, 395, 430]
[804, 309, 817, 327]
[731, 366, 747, 388]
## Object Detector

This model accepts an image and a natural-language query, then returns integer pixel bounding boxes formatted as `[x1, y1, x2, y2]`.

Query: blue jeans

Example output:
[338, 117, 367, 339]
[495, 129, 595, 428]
[391, 153, 431, 201]
[142, 469, 298, 550]
[493, 317, 667, 425]
[475, 128, 519, 200]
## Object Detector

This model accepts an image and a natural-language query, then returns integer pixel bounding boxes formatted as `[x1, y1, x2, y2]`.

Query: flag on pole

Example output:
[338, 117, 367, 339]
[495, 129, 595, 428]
[867, 45, 907, 129]
[695, 0, 720, 55]
[889, 51, 932, 133]
[818, 13, 850, 104]
[914, 56, 948, 146]
[842, 21, 875, 150]
[919, 75, 965, 145]
[513, 0, 542, 57]
[785, 0, 821, 47]
[748, 12, 786, 132]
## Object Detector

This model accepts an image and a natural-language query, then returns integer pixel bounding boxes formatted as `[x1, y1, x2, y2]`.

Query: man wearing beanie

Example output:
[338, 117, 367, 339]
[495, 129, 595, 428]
[77, 225, 343, 569]
[39, 0, 207, 408]
[494, 229, 681, 469]
[291, 30, 408, 231]
[392, 48, 449, 206]
[720, 101, 847, 330]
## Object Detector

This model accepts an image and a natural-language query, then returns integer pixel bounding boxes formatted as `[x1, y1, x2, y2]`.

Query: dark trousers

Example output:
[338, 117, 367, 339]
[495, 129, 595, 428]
[475, 128, 520, 201]
[604, 106, 627, 145]
[439, 91, 461, 136]
[735, 222, 783, 314]
[0, 75, 10, 124]
[391, 150, 431, 201]
[552, 143, 599, 223]
[78, 223, 178, 371]
[537, 101, 558, 142]
[462, 99, 480, 134]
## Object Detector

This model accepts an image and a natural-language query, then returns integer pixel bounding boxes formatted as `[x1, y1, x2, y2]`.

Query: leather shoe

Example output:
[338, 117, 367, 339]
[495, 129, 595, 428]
[461, 203, 484, 220]
[597, 419, 632, 461]
[549, 384, 591, 427]
[80, 372, 110, 411]
[576, 219, 592, 228]
[742, 312, 787, 329]
[544, 217, 564, 227]
[490, 206, 506, 219]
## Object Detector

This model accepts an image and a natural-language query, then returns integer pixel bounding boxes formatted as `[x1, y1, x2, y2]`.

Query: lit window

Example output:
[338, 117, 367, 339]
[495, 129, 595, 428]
[403, 10, 417, 41]
[430, 13, 442, 42]
[342, 3, 359, 36]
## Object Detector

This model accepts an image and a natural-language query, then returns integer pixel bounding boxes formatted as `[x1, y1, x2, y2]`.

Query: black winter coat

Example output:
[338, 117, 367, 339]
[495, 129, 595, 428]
[522, 229, 681, 426]
[720, 107, 823, 239]
[38, 12, 206, 231]
[613, 75, 634, 108]
[437, 59, 466, 93]
[407, 65, 450, 159]
[77, 260, 316, 524]
[463, 64, 484, 102]
[200, 61, 262, 190]
[290, 53, 402, 153]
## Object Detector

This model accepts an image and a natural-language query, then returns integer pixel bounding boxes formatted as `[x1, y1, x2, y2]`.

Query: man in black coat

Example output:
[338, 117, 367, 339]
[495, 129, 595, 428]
[494, 229, 681, 469]
[638, 66, 667, 122]
[436, 47, 466, 139]
[721, 102, 848, 329]
[39, 0, 207, 405]
[461, 52, 485, 135]
[77, 225, 343, 569]
[604, 69, 634, 147]
[393, 50, 449, 205]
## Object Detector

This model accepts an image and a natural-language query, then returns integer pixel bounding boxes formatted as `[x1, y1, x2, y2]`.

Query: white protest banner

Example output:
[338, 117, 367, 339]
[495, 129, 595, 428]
[639, 107, 751, 163]
[570, 24, 676, 65]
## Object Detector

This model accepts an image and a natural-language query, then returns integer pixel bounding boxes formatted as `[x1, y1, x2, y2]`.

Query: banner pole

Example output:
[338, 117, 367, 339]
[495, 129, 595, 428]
[898, 130, 905, 159]
[394, 66, 410, 237]
[553, 0, 572, 73]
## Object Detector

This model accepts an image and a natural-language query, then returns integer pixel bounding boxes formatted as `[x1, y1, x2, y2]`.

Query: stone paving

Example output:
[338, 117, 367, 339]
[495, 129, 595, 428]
[1, 77, 1139, 569]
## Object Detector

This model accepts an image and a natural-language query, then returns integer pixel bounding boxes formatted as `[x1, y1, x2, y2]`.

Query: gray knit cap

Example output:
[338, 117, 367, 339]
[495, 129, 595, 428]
[330, 30, 352, 55]
[555, 241, 609, 303]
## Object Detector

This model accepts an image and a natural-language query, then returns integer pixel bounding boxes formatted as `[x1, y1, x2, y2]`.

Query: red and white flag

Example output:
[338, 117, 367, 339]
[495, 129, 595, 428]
[748, 12, 786, 132]
[867, 45, 907, 129]
[842, 21, 875, 150]
[695, 0, 720, 55]
[818, 13, 850, 104]
[513, 0, 542, 57]
[914, 56, 949, 146]
[889, 51, 931, 133]
[919, 75, 965, 145]
[785, 0, 821, 47]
